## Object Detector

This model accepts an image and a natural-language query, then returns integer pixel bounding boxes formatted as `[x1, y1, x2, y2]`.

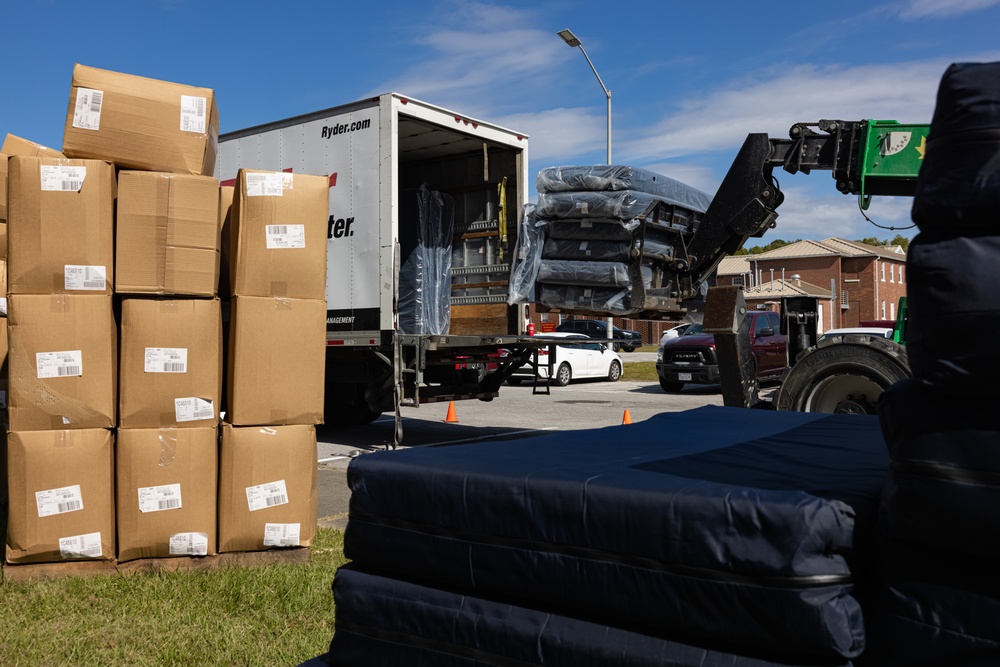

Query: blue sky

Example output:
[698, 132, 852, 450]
[5, 0, 999, 244]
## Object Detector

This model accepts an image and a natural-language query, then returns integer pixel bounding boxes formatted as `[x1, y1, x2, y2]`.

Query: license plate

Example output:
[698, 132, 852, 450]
[678, 372, 692, 381]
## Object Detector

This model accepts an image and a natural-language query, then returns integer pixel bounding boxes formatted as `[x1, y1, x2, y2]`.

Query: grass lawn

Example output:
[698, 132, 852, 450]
[622, 360, 658, 382]
[0, 527, 346, 667]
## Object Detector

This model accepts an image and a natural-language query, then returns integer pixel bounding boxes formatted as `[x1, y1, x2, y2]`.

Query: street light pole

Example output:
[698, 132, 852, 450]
[557, 28, 611, 164]
[557, 28, 615, 348]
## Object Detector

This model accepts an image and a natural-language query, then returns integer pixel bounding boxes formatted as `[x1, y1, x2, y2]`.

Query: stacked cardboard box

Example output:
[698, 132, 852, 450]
[4, 64, 223, 567]
[218, 168, 326, 553]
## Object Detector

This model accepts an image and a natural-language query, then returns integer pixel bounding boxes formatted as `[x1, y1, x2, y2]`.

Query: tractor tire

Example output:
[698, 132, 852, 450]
[774, 334, 910, 414]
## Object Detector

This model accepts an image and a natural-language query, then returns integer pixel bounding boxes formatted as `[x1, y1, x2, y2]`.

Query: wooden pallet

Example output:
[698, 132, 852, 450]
[2, 547, 310, 583]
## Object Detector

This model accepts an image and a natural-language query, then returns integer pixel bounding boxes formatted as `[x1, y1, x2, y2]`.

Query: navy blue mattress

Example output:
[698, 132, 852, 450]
[877, 379, 1000, 559]
[344, 406, 889, 659]
[328, 563, 856, 667]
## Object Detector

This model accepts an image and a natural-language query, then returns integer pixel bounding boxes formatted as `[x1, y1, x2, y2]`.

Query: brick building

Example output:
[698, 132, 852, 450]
[526, 237, 907, 343]
[717, 238, 907, 331]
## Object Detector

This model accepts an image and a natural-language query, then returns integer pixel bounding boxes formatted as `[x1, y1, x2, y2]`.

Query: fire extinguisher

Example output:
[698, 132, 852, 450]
[527, 322, 536, 336]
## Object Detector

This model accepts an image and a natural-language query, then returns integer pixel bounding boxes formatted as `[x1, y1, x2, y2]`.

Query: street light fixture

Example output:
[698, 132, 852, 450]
[557, 28, 611, 165]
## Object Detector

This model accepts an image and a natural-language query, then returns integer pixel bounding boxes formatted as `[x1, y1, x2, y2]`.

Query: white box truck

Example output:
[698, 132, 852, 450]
[216, 93, 544, 440]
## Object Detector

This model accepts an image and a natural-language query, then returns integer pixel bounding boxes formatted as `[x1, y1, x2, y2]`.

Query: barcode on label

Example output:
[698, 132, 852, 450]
[267, 225, 288, 235]
[57, 366, 82, 376]
[83, 281, 103, 289]
[89, 91, 103, 112]
[79, 545, 103, 557]
[158, 499, 181, 510]
[161, 363, 185, 372]
[265, 494, 288, 507]
[58, 500, 82, 513]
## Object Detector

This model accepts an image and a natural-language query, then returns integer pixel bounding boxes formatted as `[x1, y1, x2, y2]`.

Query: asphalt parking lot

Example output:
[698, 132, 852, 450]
[315, 356, 727, 529]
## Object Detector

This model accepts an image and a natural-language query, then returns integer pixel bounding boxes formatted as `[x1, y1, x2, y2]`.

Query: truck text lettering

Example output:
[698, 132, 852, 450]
[328, 316, 355, 324]
[321, 118, 371, 138]
[328, 216, 355, 239]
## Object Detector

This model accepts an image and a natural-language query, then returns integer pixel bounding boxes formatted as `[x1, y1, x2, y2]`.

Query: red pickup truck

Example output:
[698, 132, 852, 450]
[656, 311, 788, 392]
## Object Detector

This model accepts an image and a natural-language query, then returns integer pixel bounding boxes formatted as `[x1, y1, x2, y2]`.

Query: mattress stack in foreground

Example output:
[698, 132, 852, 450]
[327, 406, 889, 666]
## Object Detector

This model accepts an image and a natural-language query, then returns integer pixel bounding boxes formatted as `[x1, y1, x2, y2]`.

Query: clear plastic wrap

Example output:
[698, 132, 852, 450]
[536, 164, 713, 213]
[536, 259, 631, 288]
[398, 184, 454, 335]
[536, 190, 664, 220]
[506, 204, 544, 305]
[538, 284, 633, 315]
[542, 238, 632, 262]
[545, 217, 638, 241]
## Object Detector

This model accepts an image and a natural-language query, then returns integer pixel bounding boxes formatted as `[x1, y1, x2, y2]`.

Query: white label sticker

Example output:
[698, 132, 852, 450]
[64, 265, 107, 291]
[174, 397, 215, 423]
[40, 165, 86, 192]
[138, 483, 183, 513]
[265, 224, 306, 249]
[245, 173, 284, 197]
[180, 95, 207, 133]
[263, 523, 301, 547]
[36, 484, 84, 517]
[170, 532, 209, 556]
[246, 480, 289, 512]
[144, 348, 188, 373]
[36, 350, 83, 379]
[281, 172, 295, 189]
[59, 532, 103, 559]
[72, 88, 104, 131]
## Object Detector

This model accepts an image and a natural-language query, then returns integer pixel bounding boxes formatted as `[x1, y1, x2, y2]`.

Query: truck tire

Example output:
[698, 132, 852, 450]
[325, 381, 386, 426]
[774, 334, 910, 414]
[659, 378, 684, 392]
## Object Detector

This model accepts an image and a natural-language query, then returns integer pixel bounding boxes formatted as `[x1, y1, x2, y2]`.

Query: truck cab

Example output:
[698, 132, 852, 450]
[657, 310, 786, 392]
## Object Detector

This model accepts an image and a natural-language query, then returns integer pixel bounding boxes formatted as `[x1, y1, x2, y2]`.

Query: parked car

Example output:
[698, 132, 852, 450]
[656, 311, 787, 392]
[817, 327, 894, 343]
[507, 332, 623, 386]
[658, 322, 698, 347]
[555, 319, 643, 352]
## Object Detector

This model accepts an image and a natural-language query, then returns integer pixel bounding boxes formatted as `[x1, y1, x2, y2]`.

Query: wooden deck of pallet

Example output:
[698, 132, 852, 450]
[2, 547, 310, 583]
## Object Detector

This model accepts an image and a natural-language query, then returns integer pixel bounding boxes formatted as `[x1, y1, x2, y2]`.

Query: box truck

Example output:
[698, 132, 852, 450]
[216, 93, 543, 441]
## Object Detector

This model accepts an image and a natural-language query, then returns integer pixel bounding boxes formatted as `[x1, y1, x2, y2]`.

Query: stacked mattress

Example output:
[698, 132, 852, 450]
[508, 165, 711, 316]
[328, 405, 891, 665]
[871, 60, 1000, 665]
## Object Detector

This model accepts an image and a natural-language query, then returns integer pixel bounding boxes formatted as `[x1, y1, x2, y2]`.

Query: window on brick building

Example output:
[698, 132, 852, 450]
[891, 301, 895, 319]
[732, 276, 744, 286]
[881, 263, 885, 282]
[881, 300, 886, 318]
[899, 266, 904, 283]
[890, 264, 895, 283]
[841, 289, 849, 308]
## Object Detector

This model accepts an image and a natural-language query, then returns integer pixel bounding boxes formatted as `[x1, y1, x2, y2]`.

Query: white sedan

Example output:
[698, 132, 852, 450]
[508, 332, 623, 386]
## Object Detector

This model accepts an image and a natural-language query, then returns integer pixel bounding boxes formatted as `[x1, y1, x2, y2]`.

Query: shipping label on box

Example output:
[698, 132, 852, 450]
[116, 171, 221, 296]
[116, 427, 218, 562]
[8, 294, 116, 431]
[226, 296, 326, 426]
[7, 157, 115, 295]
[217, 424, 317, 553]
[230, 169, 329, 299]
[62, 64, 220, 176]
[5, 428, 115, 564]
[119, 297, 222, 429]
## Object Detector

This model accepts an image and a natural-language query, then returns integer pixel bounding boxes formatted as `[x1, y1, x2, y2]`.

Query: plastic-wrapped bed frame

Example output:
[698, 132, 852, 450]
[343, 405, 889, 660]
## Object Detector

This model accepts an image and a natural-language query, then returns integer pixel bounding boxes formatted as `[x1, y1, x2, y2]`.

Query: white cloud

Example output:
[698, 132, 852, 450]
[898, 0, 1000, 19]
[762, 184, 916, 242]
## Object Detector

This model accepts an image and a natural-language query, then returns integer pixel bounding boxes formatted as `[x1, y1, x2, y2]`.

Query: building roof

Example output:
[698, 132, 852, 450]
[716, 255, 750, 276]
[752, 237, 906, 261]
[741, 277, 832, 301]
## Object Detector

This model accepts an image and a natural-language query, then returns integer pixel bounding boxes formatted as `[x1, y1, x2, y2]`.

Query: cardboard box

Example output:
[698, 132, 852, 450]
[5, 428, 115, 564]
[1, 134, 66, 159]
[230, 170, 329, 299]
[62, 64, 219, 176]
[1, 152, 8, 226]
[7, 156, 115, 295]
[8, 294, 117, 431]
[119, 297, 222, 429]
[116, 427, 218, 562]
[116, 171, 221, 296]
[226, 296, 326, 425]
[218, 423, 317, 553]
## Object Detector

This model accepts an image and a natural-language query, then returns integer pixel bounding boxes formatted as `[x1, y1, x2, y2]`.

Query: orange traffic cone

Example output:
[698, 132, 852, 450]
[622, 409, 632, 425]
[445, 401, 459, 423]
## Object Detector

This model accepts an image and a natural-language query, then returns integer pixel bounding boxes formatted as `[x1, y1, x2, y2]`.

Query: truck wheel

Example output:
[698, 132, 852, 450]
[325, 381, 385, 426]
[555, 363, 572, 386]
[659, 378, 684, 392]
[607, 360, 622, 382]
[774, 335, 910, 414]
